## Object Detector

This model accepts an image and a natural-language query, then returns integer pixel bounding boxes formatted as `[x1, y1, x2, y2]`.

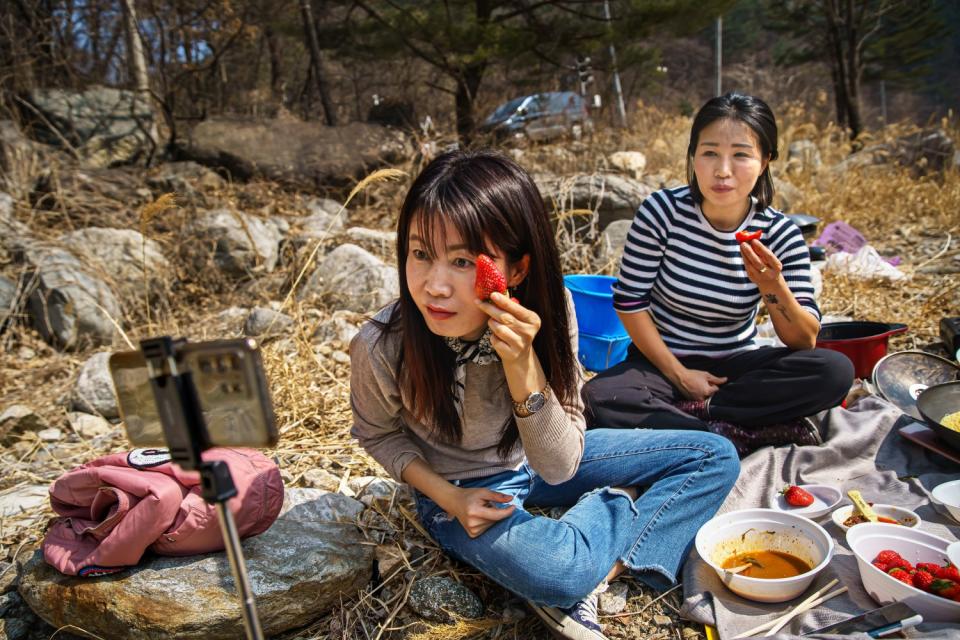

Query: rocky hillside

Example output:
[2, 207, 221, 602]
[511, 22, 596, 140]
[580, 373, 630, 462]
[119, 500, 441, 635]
[0, 95, 958, 639]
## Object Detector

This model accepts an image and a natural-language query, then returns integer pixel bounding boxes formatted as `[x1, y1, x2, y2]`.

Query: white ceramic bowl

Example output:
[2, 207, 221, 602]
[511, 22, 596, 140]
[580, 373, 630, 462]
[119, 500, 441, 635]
[695, 508, 834, 603]
[948, 541, 960, 568]
[847, 522, 960, 623]
[772, 484, 842, 520]
[830, 503, 921, 532]
[931, 479, 960, 524]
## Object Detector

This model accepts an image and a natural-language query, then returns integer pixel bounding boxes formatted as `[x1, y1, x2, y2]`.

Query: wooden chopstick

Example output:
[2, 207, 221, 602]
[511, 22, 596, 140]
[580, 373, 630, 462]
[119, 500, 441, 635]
[762, 587, 848, 636]
[731, 578, 839, 639]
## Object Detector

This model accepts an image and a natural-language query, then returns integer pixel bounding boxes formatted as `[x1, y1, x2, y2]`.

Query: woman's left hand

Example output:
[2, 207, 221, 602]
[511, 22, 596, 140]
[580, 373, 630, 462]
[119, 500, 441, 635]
[477, 292, 541, 364]
[740, 239, 783, 287]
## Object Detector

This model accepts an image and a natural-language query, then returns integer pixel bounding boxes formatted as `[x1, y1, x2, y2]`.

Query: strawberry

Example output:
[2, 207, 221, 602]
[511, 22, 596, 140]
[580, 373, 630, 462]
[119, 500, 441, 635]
[475, 254, 507, 301]
[888, 567, 914, 585]
[931, 579, 956, 595]
[885, 557, 914, 573]
[875, 550, 904, 566]
[912, 570, 934, 592]
[781, 485, 814, 507]
[938, 583, 960, 601]
[871, 560, 889, 573]
[916, 562, 941, 574]
[935, 564, 960, 582]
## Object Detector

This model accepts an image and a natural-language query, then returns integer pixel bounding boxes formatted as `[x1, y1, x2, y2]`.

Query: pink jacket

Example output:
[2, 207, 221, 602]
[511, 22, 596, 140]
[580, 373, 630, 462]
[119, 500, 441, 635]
[42, 447, 284, 576]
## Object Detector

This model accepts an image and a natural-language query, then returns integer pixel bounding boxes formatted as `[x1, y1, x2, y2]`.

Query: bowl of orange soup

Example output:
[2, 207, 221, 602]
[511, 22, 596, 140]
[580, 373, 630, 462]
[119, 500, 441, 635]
[695, 508, 835, 603]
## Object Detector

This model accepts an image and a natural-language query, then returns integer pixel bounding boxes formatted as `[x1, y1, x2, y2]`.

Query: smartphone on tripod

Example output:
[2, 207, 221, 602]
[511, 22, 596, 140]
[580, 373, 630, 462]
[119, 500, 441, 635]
[109, 338, 279, 450]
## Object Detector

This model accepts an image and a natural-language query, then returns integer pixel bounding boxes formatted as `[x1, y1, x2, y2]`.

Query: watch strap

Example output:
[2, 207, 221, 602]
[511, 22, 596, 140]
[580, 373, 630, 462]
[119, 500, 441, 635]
[512, 382, 551, 418]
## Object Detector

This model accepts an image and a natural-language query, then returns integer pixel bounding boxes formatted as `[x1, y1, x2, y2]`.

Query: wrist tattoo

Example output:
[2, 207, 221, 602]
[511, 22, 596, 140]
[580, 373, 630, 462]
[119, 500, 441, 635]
[763, 293, 792, 322]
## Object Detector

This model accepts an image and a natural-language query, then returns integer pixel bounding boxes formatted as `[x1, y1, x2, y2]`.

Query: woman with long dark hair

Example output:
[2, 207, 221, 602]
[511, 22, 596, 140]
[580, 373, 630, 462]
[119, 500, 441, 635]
[350, 149, 739, 640]
[583, 93, 854, 455]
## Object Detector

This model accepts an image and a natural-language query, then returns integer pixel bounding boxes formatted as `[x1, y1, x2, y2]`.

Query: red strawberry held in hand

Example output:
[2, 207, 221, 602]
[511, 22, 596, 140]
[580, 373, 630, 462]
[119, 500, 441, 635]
[781, 485, 814, 508]
[475, 254, 507, 301]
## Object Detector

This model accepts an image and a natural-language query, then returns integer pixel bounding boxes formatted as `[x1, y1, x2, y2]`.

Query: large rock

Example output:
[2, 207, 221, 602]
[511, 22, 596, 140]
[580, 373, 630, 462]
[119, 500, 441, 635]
[32, 166, 150, 216]
[20, 244, 122, 349]
[186, 208, 282, 278]
[0, 405, 47, 445]
[0, 120, 46, 201]
[58, 228, 172, 306]
[407, 576, 484, 623]
[832, 128, 955, 176]
[607, 151, 647, 179]
[786, 140, 822, 173]
[301, 244, 398, 313]
[772, 176, 802, 213]
[344, 227, 395, 260]
[595, 219, 631, 271]
[536, 172, 651, 232]
[145, 161, 225, 200]
[21, 86, 154, 168]
[178, 118, 410, 190]
[0, 275, 16, 333]
[0, 192, 30, 255]
[18, 488, 372, 640]
[69, 351, 119, 419]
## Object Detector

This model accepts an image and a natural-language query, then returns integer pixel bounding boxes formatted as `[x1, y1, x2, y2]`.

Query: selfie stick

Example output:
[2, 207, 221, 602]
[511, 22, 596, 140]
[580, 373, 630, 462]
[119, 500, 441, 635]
[140, 337, 265, 640]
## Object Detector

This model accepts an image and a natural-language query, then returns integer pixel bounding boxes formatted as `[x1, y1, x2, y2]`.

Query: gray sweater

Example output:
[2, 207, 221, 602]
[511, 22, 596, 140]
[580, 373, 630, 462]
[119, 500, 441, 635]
[349, 300, 586, 485]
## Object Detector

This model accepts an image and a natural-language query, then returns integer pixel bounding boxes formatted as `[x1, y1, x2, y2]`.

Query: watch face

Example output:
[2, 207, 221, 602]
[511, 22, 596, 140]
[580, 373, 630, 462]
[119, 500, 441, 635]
[526, 391, 546, 413]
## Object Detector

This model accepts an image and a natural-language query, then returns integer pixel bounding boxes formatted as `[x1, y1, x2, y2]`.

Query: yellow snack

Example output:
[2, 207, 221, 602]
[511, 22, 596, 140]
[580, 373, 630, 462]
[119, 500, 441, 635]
[943, 411, 960, 432]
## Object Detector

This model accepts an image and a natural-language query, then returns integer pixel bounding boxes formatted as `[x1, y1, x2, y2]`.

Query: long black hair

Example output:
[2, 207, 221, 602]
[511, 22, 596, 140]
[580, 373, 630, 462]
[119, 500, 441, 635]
[381, 149, 577, 458]
[687, 92, 779, 211]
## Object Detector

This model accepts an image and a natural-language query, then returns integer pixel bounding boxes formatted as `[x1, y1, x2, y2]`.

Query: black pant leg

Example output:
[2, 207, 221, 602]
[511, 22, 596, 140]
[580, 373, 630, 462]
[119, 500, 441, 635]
[691, 347, 853, 426]
[581, 353, 708, 431]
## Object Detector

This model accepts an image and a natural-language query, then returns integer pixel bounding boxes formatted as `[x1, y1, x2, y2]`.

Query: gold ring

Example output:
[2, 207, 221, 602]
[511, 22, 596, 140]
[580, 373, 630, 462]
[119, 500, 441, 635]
[759, 267, 768, 273]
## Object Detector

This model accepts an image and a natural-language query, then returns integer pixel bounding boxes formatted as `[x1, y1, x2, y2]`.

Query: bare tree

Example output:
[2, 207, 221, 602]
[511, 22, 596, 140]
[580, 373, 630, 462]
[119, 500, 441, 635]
[299, 0, 337, 125]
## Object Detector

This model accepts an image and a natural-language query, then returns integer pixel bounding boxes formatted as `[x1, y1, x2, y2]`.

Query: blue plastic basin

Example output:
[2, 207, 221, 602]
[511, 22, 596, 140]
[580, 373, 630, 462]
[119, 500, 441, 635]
[563, 274, 626, 338]
[578, 332, 631, 372]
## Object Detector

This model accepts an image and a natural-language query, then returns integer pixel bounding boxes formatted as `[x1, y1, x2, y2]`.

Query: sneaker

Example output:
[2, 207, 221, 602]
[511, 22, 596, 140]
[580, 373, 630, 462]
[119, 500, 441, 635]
[528, 584, 608, 640]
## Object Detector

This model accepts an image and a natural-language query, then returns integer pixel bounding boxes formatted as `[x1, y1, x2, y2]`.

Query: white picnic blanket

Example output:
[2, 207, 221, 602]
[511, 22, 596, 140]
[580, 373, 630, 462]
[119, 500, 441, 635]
[680, 395, 960, 639]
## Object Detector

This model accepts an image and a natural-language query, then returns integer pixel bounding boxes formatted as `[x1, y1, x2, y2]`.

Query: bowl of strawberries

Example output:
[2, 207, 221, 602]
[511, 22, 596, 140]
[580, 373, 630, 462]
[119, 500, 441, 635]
[847, 522, 960, 622]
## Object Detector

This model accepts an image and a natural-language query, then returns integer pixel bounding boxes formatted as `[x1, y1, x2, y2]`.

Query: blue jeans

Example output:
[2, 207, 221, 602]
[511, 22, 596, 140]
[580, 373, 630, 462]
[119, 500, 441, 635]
[414, 428, 740, 608]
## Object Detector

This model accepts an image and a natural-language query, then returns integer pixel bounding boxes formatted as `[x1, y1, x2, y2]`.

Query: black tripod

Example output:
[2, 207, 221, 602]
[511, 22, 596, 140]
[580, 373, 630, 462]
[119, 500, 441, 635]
[141, 337, 265, 640]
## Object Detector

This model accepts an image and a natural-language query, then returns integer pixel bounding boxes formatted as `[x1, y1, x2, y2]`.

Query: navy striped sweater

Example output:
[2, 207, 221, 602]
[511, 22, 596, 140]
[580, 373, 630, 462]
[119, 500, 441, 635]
[612, 186, 820, 357]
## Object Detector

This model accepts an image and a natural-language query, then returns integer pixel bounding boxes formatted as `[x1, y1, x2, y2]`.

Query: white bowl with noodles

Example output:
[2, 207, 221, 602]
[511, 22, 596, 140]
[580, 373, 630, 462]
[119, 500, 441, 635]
[695, 508, 834, 603]
[830, 503, 921, 532]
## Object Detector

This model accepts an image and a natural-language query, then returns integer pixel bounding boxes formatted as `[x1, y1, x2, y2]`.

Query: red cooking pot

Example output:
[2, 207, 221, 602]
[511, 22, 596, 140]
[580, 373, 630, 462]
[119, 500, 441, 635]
[816, 321, 909, 379]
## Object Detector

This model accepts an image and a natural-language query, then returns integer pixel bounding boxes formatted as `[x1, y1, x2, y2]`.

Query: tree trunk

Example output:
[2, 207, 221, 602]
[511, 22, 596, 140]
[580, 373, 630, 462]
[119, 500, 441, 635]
[823, 0, 851, 132]
[299, 0, 337, 125]
[120, 0, 158, 156]
[455, 62, 486, 145]
[121, 0, 150, 93]
[842, 0, 862, 139]
[265, 25, 284, 103]
[453, 0, 493, 144]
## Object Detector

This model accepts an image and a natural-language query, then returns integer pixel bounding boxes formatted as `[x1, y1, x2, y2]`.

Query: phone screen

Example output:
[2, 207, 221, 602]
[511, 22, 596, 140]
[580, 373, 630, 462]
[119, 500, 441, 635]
[109, 339, 278, 448]
[804, 602, 918, 635]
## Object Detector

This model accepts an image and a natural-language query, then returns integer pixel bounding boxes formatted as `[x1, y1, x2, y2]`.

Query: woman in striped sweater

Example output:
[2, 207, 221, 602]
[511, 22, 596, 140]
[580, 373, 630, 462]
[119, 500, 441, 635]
[582, 93, 853, 455]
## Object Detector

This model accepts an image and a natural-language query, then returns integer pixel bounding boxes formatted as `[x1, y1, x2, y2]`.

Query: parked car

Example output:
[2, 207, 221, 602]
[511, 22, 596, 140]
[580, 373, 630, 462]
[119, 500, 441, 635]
[479, 91, 593, 143]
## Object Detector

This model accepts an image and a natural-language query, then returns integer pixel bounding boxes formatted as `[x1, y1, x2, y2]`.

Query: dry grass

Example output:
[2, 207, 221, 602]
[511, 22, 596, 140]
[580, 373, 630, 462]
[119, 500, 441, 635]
[0, 101, 959, 639]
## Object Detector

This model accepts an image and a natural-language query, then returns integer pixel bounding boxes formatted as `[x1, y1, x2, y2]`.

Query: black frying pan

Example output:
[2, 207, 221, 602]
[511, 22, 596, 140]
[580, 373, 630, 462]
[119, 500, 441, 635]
[916, 380, 960, 452]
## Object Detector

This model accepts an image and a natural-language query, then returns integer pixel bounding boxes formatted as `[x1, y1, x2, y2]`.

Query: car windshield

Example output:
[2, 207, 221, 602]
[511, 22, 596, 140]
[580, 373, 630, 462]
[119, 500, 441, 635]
[486, 97, 526, 122]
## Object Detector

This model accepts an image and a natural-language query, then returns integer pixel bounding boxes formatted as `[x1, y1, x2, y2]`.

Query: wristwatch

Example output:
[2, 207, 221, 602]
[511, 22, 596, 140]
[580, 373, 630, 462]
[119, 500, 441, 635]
[512, 383, 551, 418]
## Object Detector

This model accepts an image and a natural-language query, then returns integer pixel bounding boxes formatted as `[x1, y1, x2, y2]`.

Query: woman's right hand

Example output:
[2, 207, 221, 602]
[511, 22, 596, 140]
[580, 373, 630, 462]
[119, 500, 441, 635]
[674, 368, 727, 401]
[445, 487, 516, 538]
